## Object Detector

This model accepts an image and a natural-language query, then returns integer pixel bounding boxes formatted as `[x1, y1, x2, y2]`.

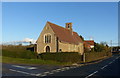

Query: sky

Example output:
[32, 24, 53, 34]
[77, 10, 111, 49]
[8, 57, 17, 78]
[2, 2, 118, 46]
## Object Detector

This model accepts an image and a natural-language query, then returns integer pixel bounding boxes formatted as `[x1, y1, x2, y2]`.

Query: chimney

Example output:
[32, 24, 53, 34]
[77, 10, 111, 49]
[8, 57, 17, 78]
[65, 22, 72, 31]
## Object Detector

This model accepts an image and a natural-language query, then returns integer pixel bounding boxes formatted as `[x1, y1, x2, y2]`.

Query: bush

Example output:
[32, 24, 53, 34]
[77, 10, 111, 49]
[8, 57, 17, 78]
[2, 45, 37, 59]
[39, 52, 82, 63]
[84, 51, 111, 62]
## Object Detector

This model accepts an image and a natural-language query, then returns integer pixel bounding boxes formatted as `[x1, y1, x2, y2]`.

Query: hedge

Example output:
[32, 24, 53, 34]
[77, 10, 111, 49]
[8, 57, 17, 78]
[39, 52, 82, 63]
[84, 51, 112, 62]
[2, 45, 37, 59]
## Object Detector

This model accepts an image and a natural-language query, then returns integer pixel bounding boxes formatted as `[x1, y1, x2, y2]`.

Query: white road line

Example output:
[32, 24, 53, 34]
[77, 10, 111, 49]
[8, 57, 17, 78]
[51, 70, 59, 73]
[9, 69, 30, 75]
[60, 69, 65, 71]
[44, 71, 50, 74]
[35, 73, 42, 76]
[61, 67, 66, 70]
[48, 72, 54, 74]
[65, 67, 70, 70]
[39, 74, 47, 77]
[51, 70, 57, 72]
[85, 71, 98, 78]
[12, 65, 37, 70]
[109, 62, 113, 64]
[116, 57, 119, 59]
[101, 65, 108, 69]
[56, 68, 61, 71]
[27, 67, 37, 70]
[54, 70, 60, 72]
[12, 65, 26, 69]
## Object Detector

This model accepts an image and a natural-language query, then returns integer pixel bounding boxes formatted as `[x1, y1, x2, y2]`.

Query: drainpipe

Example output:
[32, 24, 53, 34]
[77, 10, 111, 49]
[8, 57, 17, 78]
[56, 37, 59, 52]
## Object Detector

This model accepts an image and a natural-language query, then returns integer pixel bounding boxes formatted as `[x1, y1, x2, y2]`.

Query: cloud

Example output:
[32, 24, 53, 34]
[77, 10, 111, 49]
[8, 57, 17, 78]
[2, 38, 36, 45]
[23, 38, 36, 44]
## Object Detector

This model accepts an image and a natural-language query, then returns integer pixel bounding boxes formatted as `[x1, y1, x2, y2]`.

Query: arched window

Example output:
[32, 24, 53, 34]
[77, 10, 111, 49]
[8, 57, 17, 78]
[44, 34, 51, 43]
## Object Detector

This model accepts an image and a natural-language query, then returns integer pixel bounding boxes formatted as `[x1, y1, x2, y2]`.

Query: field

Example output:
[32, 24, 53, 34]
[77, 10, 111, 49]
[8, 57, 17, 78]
[1, 45, 112, 66]
[1, 45, 72, 66]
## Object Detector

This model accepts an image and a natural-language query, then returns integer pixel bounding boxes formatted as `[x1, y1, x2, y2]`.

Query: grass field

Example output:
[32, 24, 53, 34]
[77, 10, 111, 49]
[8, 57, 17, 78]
[1, 45, 111, 66]
[2, 56, 72, 66]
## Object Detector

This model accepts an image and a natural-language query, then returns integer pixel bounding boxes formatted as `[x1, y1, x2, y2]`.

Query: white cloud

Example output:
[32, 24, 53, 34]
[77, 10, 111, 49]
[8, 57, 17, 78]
[2, 38, 36, 45]
[23, 38, 36, 44]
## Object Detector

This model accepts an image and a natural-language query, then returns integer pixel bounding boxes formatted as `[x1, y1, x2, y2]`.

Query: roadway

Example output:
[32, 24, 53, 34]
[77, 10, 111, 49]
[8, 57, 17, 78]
[2, 54, 120, 78]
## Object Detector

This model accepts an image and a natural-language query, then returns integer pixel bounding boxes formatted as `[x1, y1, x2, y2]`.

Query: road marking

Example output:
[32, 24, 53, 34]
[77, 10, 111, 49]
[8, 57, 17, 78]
[51, 70, 58, 72]
[35, 73, 42, 76]
[44, 71, 50, 74]
[10, 64, 82, 77]
[39, 74, 47, 77]
[65, 67, 70, 70]
[51, 69, 61, 72]
[85, 71, 98, 78]
[49, 72, 54, 74]
[12, 65, 37, 70]
[56, 68, 61, 71]
[109, 62, 113, 64]
[27, 67, 37, 70]
[116, 57, 119, 59]
[9, 69, 31, 75]
[101, 65, 108, 69]
[60, 69, 65, 71]
[61, 67, 66, 70]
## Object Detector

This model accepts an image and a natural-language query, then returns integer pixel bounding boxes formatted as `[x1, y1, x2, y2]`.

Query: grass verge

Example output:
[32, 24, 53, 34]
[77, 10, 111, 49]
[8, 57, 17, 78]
[2, 56, 72, 66]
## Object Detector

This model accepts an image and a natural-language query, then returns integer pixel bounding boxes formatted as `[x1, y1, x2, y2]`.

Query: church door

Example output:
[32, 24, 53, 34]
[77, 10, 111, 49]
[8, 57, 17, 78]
[46, 46, 50, 52]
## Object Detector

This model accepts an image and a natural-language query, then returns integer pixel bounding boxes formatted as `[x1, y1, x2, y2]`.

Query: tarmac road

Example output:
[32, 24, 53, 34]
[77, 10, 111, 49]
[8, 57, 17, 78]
[47, 54, 120, 78]
[2, 54, 120, 78]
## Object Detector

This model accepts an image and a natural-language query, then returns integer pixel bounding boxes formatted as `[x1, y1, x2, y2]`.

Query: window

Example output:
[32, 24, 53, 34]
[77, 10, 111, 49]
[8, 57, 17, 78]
[68, 24, 70, 28]
[44, 34, 51, 43]
[59, 49, 62, 52]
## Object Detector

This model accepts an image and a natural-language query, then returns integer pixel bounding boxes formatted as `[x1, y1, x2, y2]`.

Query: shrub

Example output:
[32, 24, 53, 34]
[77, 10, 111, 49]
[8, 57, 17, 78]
[39, 52, 82, 63]
[2, 45, 37, 59]
[84, 51, 111, 62]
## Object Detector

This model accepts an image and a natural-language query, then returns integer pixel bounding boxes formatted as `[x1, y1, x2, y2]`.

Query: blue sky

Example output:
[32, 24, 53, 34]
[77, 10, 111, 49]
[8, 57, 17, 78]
[2, 2, 118, 46]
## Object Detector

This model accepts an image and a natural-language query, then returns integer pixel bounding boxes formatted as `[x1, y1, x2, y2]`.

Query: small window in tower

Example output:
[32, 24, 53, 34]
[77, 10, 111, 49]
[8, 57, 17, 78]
[68, 24, 70, 28]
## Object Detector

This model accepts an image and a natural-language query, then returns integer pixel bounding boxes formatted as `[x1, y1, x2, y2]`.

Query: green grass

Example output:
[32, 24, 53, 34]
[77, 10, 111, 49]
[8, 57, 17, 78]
[2, 56, 72, 66]
[2, 45, 37, 59]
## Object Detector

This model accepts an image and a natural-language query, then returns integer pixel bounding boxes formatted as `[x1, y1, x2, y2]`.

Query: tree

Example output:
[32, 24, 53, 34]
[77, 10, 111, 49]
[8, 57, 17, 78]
[79, 35, 84, 41]
[94, 42, 110, 52]
[100, 41, 108, 46]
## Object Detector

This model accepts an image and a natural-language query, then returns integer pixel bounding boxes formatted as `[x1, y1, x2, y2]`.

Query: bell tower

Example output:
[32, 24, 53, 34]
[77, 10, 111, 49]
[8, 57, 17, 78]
[65, 22, 72, 31]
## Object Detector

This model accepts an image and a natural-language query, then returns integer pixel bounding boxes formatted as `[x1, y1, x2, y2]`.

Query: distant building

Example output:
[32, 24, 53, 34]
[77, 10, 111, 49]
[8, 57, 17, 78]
[36, 21, 84, 55]
[84, 40, 94, 50]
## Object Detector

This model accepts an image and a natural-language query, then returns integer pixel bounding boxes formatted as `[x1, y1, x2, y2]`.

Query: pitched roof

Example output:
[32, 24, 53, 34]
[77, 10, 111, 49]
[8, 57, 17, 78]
[47, 21, 83, 45]
[84, 42, 91, 48]
[84, 40, 94, 46]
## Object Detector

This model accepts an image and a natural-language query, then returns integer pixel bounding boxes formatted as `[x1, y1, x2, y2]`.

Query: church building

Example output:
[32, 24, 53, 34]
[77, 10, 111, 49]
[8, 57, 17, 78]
[36, 21, 84, 55]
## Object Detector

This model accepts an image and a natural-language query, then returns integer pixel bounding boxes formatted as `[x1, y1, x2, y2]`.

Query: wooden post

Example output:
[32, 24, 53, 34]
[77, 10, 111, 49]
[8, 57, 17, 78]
[83, 53, 86, 63]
